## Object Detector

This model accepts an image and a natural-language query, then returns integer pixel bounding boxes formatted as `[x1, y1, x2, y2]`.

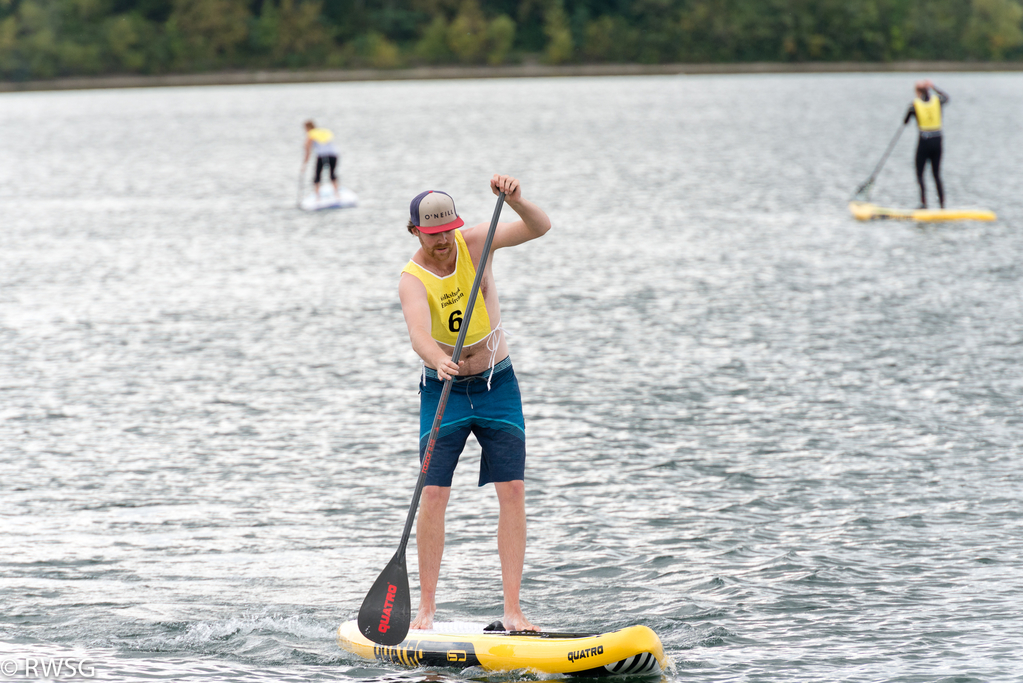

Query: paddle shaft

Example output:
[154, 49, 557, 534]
[855, 121, 907, 197]
[396, 191, 506, 554]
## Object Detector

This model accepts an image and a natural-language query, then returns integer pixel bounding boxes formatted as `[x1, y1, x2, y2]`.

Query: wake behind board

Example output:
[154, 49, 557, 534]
[337, 620, 667, 677]
[849, 200, 995, 222]
[300, 186, 358, 211]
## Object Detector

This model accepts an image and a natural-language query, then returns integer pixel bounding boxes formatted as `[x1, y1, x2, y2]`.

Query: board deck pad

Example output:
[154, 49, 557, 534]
[301, 186, 358, 211]
[337, 620, 667, 677]
[848, 200, 996, 222]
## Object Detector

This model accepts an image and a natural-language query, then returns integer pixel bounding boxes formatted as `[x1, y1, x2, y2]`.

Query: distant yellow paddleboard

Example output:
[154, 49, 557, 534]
[849, 201, 996, 222]
[337, 620, 667, 677]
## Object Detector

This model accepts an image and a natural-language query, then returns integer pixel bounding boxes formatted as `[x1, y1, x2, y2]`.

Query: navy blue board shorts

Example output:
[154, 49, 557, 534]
[419, 356, 526, 487]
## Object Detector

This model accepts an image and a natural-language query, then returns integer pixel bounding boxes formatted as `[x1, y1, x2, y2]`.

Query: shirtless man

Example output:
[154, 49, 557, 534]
[399, 174, 551, 632]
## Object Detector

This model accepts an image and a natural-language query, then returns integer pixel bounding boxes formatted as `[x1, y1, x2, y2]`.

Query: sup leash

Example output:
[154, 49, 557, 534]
[357, 192, 506, 647]
[853, 121, 907, 201]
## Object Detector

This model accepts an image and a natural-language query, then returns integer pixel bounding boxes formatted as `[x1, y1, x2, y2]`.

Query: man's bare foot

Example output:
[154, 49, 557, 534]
[409, 606, 435, 631]
[502, 613, 538, 632]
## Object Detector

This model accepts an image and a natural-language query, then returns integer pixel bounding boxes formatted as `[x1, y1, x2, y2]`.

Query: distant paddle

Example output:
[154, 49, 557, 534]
[853, 121, 907, 200]
[357, 191, 507, 646]
[297, 163, 307, 208]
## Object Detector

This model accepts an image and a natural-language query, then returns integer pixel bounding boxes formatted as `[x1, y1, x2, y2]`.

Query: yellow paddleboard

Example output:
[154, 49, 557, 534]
[849, 201, 996, 222]
[337, 620, 668, 677]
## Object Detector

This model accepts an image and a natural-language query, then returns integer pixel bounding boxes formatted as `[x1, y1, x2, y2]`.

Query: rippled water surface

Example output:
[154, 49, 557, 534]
[2, 72, 1022, 682]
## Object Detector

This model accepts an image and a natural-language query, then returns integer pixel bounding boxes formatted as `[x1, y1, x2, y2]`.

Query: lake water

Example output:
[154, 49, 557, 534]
[1, 72, 1022, 682]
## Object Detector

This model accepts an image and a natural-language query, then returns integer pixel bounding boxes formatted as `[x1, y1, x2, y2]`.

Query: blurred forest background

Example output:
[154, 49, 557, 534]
[2, 0, 1022, 80]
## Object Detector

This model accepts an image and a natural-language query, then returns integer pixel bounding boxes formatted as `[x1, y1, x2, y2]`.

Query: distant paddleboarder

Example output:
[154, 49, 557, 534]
[302, 120, 340, 199]
[904, 80, 949, 209]
[399, 175, 551, 632]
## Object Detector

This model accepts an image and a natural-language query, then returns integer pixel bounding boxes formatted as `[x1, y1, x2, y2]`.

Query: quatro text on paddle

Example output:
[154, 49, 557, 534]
[378, 583, 398, 634]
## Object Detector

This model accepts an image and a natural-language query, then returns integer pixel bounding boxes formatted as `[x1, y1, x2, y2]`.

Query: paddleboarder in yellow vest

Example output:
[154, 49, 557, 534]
[904, 80, 949, 209]
[302, 120, 340, 199]
[399, 175, 551, 633]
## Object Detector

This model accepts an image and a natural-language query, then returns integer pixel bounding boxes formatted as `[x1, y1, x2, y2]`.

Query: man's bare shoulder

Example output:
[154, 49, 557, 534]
[454, 222, 476, 240]
[461, 221, 509, 254]
[399, 268, 425, 287]
[399, 270, 427, 305]
[451, 224, 481, 260]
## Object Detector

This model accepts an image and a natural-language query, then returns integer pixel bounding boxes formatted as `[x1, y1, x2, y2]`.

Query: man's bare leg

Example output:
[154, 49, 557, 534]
[495, 480, 537, 632]
[410, 485, 450, 630]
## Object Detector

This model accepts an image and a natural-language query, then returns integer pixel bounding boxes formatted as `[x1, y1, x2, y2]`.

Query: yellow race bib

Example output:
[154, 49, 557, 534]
[401, 230, 492, 347]
[913, 97, 942, 132]
[307, 128, 334, 143]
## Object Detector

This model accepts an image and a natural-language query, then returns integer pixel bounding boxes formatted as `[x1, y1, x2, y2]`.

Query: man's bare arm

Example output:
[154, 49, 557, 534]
[487, 174, 552, 250]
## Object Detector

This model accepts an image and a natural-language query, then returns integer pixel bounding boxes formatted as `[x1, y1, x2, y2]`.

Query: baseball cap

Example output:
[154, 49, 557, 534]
[409, 190, 464, 234]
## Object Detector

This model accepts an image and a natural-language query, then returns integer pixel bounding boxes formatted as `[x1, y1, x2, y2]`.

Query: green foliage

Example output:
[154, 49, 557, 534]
[964, 0, 1023, 58]
[252, 0, 332, 67]
[447, 0, 486, 62]
[411, 2, 517, 65]
[1, 0, 1021, 80]
[166, 0, 250, 68]
[542, 0, 573, 63]
[105, 13, 155, 71]
[413, 14, 451, 62]
[581, 15, 638, 62]
[897, 0, 972, 59]
[357, 30, 401, 67]
[486, 13, 515, 64]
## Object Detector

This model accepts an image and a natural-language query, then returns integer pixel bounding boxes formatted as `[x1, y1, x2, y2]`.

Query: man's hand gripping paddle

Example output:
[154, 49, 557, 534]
[357, 192, 506, 646]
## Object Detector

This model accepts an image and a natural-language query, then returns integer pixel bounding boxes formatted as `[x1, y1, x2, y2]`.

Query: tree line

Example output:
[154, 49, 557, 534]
[2, 0, 1021, 81]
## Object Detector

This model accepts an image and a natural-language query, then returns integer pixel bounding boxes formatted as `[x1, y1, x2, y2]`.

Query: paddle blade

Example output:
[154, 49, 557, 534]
[357, 551, 411, 646]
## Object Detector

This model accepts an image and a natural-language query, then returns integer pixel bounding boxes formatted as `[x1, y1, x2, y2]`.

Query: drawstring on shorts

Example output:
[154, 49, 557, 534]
[418, 320, 509, 392]
[484, 320, 507, 390]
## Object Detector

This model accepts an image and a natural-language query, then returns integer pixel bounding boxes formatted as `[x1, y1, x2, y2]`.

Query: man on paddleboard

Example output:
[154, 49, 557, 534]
[302, 120, 340, 199]
[904, 80, 949, 209]
[399, 175, 551, 632]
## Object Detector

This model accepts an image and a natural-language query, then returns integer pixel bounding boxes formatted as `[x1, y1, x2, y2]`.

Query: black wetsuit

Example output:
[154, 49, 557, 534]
[904, 89, 949, 209]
